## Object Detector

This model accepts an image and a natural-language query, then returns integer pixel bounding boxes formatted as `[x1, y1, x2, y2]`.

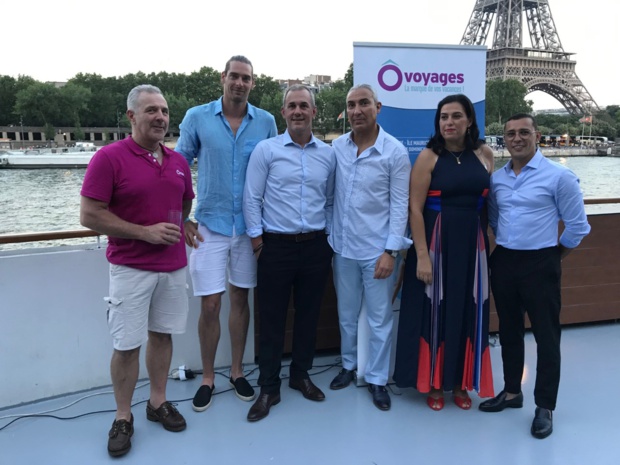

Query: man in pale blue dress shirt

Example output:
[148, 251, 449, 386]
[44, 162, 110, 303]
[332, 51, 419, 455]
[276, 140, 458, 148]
[480, 113, 591, 439]
[328, 84, 412, 411]
[175, 56, 277, 412]
[243, 84, 335, 422]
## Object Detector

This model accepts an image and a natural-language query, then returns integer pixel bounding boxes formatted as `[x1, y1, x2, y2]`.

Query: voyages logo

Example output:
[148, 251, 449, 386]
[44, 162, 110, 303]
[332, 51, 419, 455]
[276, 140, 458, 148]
[377, 60, 465, 92]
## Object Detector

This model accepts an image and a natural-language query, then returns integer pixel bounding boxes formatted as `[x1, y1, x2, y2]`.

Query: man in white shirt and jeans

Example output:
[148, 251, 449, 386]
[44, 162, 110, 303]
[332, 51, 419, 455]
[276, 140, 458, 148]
[328, 84, 411, 411]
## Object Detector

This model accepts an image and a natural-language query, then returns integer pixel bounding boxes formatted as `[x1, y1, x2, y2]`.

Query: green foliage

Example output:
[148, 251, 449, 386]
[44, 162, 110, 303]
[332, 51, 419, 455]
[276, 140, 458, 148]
[315, 86, 348, 137]
[43, 123, 56, 141]
[2, 66, 617, 142]
[258, 92, 285, 133]
[485, 122, 503, 136]
[591, 120, 616, 138]
[73, 124, 85, 141]
[166, 94, 199, 129]
[58, 83, 91, 126]
[15, 82, 62, 125]
[485, 79, 533, 126]
[343, 63, 353, 89]
[0, 75, 36, 125]
[251, 75, 284, 131]
[537, 125, 552, 135]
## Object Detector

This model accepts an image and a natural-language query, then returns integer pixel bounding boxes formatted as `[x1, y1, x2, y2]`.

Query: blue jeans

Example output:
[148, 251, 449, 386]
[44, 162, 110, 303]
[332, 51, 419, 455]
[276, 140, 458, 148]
[333, 253, 394, 385]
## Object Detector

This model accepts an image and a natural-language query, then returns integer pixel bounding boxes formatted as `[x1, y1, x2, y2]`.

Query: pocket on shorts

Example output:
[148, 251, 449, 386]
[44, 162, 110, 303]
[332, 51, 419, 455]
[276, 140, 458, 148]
[104, 296, 124, 339]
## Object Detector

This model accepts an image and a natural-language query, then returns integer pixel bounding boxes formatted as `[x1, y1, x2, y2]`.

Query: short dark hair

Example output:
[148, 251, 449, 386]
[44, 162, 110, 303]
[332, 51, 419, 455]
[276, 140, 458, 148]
[224, 55, 253, 77]
[426, 94, 483, 155]
[504, 113, 538, 130]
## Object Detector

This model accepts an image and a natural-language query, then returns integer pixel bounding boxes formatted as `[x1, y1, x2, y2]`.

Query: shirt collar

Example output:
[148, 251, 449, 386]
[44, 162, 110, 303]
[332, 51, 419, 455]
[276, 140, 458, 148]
[345, 124, 385, 156]
[283, 129, 318, 148]
[127, 136, 167, 157]
[504, 148, 543, 173]
[214, 97, 255, 120]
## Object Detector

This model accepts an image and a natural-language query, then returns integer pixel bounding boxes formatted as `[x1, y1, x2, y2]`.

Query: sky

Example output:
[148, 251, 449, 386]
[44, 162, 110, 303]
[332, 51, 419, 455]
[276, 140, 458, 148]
[4, 0, 618, 110]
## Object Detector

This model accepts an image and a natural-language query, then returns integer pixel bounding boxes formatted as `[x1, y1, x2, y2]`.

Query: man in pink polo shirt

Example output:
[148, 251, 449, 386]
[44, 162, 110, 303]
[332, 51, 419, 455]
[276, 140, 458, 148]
[80, 84, 195, 458]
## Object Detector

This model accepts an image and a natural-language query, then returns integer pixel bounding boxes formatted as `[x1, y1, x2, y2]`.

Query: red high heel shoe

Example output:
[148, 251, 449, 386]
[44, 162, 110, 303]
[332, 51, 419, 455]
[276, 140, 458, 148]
[453, 392, 472, 410]
[426, 394, 444, 411]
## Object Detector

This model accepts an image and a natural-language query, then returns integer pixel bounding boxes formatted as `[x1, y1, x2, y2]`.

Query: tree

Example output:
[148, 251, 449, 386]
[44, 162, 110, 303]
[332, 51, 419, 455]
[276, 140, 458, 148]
[343, 63, 353, 90]
[73, 125, 85, 141]
[43, 123, 56, 142]
[315, 85, 348, 138]
[14, 82, 62, 126]
[184, 67, 222, 103]
[485, 122, 503, 136]
[165, 93, 199, 129]
[0, 75, 37, 125]
[537, 125, 552, 136]
[259, 92, 285, 133]
[58, 83, 91, 127]
[485, 79, 532, 126]
[69, 73, 123, 126]
[0, 75, 18, 125]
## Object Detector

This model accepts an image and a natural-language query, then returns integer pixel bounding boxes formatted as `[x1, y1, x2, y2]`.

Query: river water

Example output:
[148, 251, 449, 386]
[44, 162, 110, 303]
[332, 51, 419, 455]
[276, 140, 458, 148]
[1, 155, 619, 251]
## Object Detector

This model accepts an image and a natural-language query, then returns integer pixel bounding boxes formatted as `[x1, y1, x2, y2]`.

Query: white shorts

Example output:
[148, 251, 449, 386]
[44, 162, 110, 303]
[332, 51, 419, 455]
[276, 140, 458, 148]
[189, 224, 257, 296]
[106, 265, 189, 351]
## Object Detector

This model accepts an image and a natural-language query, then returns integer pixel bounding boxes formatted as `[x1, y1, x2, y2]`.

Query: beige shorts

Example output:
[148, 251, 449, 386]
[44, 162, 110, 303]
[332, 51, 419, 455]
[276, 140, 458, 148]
[106, 265, 189, 351]
[189, 224, 257, 296]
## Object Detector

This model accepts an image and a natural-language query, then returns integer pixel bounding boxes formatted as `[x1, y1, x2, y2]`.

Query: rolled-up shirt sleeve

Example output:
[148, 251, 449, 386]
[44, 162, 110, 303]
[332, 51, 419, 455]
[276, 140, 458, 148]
[175, 112, 199, 167]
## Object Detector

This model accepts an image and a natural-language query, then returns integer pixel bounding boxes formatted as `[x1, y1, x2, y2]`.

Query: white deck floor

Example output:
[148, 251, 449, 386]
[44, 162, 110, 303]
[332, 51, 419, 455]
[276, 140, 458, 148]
[1, 322, 619, 465]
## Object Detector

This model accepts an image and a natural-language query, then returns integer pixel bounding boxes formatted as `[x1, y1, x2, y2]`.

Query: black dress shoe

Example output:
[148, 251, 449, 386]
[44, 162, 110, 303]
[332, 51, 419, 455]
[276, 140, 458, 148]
[247, 392, 281, 422]
[368, 384, 391, 411]
[289, 378, 325, 401]
[479, 390, 523, 412]
[531, 407, 553, 439]
[330, 368, 355, 390]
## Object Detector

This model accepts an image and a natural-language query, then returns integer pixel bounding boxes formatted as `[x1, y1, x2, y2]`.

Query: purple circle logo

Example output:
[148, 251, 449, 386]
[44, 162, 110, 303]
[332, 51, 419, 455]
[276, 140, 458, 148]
[377, 64, 403, 92]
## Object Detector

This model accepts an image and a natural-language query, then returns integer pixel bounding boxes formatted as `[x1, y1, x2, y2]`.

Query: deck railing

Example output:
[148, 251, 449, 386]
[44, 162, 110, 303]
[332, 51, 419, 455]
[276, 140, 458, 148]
[0, 198, 618, 246]
[0, 229, 101, 245]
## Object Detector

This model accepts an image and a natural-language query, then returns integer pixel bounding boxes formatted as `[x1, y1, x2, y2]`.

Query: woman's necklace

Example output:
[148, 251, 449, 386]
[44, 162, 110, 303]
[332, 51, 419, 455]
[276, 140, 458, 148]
[447, 149, 464, 165]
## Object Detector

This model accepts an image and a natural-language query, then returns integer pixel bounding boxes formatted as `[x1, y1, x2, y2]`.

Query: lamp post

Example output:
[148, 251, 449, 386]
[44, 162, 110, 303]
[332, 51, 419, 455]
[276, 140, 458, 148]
[20, 116, 25, 150]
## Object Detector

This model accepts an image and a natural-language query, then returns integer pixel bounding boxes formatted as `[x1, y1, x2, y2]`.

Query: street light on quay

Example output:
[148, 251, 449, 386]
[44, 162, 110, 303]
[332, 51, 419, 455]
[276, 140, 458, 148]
[20, 116, 25, 149]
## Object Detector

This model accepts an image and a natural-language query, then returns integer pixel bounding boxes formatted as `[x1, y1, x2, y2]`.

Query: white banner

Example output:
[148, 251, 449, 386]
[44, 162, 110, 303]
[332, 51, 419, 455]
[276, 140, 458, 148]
[354, 42, 487, 163]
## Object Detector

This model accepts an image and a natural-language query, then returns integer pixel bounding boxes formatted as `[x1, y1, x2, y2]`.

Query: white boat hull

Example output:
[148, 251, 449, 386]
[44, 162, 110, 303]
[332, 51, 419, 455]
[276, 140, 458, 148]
[0, 150, 96, 169]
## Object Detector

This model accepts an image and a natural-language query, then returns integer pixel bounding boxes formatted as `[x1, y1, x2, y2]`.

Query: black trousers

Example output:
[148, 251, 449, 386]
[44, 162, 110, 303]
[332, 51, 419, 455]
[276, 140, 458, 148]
[256, 233, 333, 394]
[490, 245, 562, 410]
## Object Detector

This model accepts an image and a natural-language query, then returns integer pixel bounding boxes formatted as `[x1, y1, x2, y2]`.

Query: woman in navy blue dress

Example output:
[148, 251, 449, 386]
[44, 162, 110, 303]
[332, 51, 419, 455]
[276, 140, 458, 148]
[393, 94, 495, 410]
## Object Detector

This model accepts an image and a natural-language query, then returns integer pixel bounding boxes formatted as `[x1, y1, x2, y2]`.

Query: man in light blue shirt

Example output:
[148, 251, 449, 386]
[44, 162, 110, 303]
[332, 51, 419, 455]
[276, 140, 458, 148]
[175, 56, 277, 412]
[480, 113, 590, 439]
[328, 84, 411, 411]
[243, 85, 335, 422]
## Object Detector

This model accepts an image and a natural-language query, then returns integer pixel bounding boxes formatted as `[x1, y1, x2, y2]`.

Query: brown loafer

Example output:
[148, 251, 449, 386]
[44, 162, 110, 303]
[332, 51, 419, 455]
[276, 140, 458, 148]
[289, 377, 325, 401]
[247, 392, 281, 422]
[146, 401, 186, 432]
[107, 414, 134, 457]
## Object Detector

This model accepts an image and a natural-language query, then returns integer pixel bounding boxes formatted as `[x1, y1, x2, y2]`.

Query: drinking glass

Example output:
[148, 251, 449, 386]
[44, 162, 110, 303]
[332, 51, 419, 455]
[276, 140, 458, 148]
[168, 210, 182, 228]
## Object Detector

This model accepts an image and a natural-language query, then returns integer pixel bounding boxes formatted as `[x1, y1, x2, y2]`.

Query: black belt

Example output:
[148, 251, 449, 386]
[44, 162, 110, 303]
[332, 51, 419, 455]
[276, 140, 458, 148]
[263, 230, 325, 242]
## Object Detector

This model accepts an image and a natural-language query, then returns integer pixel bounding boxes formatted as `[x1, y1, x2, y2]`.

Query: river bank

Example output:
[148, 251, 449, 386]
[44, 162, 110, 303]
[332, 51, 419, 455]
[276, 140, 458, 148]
[492, 147, 601, 158]
[0, 156, 618, 250]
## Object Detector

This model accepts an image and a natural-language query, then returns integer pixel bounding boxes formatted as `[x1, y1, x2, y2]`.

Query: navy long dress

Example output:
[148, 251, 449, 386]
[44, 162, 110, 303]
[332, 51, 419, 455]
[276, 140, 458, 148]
[393, 148, 494, 397]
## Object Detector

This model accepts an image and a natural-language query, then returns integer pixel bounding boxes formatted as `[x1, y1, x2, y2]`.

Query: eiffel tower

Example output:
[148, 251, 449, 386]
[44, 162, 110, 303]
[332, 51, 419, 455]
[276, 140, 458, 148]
[461, 0, 599, 115]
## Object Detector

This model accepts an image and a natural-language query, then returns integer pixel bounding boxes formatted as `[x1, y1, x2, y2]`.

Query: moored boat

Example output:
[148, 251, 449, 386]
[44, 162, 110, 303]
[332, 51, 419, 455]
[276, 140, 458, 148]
[0, 148, 97, 169]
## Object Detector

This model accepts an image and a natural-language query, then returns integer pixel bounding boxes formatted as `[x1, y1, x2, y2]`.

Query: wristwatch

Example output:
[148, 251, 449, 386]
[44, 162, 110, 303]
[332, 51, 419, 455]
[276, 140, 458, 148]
[385, 249, 398, 258]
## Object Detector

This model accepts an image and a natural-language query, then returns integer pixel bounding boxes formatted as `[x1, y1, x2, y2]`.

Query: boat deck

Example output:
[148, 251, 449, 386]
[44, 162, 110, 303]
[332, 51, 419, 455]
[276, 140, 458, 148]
[1, 322, 619, 465]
